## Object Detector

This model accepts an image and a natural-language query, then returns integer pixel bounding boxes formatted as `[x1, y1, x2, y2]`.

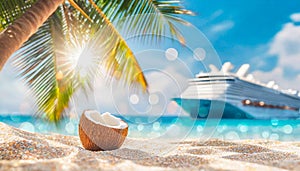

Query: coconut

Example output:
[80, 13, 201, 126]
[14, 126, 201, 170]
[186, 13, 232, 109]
[78, 110, 128, 151]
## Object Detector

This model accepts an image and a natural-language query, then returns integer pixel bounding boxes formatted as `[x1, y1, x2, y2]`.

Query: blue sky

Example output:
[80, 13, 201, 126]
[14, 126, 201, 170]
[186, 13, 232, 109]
[0, 0, 300, 114]
[182, 0, 300, 71]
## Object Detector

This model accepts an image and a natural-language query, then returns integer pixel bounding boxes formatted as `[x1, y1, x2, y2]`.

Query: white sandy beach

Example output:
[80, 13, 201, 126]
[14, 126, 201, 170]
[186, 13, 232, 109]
[1, 122, 300, 171]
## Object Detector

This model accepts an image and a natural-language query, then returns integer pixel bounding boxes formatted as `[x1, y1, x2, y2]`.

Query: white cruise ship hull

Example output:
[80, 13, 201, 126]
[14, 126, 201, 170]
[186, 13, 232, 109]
[173, 74, 300, 119]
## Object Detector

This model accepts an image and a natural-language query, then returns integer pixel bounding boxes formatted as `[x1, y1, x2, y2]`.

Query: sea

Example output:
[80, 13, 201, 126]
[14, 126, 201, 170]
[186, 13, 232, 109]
[1, 114, 300, 141]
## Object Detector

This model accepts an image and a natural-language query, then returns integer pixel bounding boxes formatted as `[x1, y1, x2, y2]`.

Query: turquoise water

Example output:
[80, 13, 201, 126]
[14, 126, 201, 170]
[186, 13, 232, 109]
[1, 114, 300, 141]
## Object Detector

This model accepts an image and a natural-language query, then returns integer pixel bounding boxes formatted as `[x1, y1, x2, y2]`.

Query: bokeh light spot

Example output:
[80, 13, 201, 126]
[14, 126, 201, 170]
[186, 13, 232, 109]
[197, 125, 203, 132]
[137, 124, 144, 131]
[165, 48, 178, 61]
[225, 131, 240, 140]
[282, 125, 293, 134]
[129, 94, 139, 104]
[262, 131, 270, 138]
[65, 122, 75, 134]
[271, 119, 279, 126]
[270, 133, 279, 140]
[19, 122, 35, 133]
[149, 94, 159, 105]
[193, 48, 206, 61]
[239, 125, 248, 133]
[153, 122, 160, 131]
[217, 125, 226, 133]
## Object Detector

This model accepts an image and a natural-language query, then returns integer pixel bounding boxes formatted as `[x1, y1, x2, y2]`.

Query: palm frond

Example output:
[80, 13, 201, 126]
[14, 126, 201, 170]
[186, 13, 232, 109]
[68, 1, 148, 91]
[90, 0, 194, 44]
[0, 0, 36, 29]
[68, 0, 92, 22]
[12, 6, 76, 122]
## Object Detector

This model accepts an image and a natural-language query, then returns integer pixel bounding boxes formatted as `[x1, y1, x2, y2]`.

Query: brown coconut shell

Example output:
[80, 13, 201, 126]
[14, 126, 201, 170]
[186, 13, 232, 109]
[78, 110, 128, 151]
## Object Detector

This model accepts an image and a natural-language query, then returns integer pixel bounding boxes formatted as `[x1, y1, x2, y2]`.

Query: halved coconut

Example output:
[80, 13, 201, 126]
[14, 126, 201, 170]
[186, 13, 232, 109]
[79, 110, 128, 151]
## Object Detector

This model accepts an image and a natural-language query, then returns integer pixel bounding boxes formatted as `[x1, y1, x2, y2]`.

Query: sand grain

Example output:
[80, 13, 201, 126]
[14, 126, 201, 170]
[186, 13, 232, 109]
[1, 122, 300, 171]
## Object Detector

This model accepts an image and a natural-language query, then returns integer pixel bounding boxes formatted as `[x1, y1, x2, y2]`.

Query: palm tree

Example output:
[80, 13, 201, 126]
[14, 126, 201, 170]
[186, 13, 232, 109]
[0, 0, 193, 123]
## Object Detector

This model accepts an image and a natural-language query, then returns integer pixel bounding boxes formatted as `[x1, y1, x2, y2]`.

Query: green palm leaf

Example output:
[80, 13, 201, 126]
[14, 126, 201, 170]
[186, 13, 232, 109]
[72, 1, 148, 91]
[91, 0, 194, 44]
[0, 0, 36, 29]
[12, 6, 76, 122]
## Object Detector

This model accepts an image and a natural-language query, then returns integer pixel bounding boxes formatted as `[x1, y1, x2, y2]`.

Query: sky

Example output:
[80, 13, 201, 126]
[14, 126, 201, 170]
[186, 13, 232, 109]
[182, 0, 300, 89]
[0, 0, 300, 115]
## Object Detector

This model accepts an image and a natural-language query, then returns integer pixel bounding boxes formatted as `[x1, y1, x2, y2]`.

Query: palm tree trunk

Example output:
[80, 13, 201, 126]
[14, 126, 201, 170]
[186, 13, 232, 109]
[0, 0, 64, 70]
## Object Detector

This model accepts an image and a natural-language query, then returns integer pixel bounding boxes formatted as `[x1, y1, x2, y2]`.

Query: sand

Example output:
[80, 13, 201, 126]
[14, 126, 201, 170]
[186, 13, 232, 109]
[1, 122, 300, 171]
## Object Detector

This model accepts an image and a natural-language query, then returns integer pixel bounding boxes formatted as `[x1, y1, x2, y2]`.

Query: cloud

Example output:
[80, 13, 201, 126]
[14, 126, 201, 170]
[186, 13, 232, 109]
[269, 23, 300, 70]
[290, 13, 300, 22]
[0, 64, 33, 114]
[211, 20, 235, 33]
[253, 68, 300, 90]
[253, 13, 300, 90]
[209, 10, 224, 21]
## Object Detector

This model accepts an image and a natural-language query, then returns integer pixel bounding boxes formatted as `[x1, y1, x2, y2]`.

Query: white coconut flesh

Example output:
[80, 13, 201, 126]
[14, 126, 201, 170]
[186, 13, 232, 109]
[84, 110, 127, 129]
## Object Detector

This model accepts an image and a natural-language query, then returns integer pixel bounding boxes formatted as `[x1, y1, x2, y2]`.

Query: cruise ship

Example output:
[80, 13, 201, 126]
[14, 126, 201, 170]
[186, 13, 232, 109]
[173, 62, 300, 119]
